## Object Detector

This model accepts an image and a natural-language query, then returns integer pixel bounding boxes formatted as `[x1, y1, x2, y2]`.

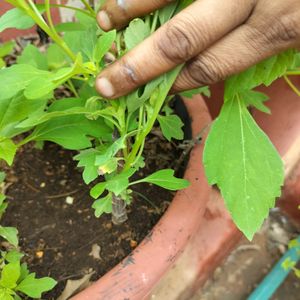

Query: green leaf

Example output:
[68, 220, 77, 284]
[92, 193, 112, 218]
[29, 98, 111, 150]
[225, 50, 296, 100]
[0, 289, 14, 300]
[106, 169, 136, 196]
[180, 86, 211, 98]
[18, 264, 29, 284]
[0, 139, 17, 166]
[0, 8, 35, 32]
[0, 172, 5, 183]
[46, 44, 67, 70]
[157, 115, 184, 141]
[124, 19, 150, 50]
[5, 251, 23, 264]
[95, 136, 126, 166]
[0, 64, 50, 101]
[282, 257, 296, 271]
[135, 169, 190, 190]
[0, 93, 47, 138]
[0, 226, 18, 247]
[74, 149, 100, 184]
[0, 41, 15, 58]
[90, 182, 107, 199]
[17, 44, 47, 70]
[0, 262, 20, 289]
[203, 97, 284, 240]
[240, 90, 270, 114]
[79, 25, 98, 61]
[126, 76, 164, 113]
[54, 22, 86, 32]
[16, 273, 56, 298]
[94, 30, 116, 62]
[158, 2, 178, 25]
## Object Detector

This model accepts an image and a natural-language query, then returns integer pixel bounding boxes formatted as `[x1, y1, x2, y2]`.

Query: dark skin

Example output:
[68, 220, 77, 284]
[95, 0, 300, 99]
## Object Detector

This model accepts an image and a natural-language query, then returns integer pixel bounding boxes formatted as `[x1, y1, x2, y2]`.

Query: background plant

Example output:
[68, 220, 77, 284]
[0, 0, 299, 241]
[0, 172, 56, 300]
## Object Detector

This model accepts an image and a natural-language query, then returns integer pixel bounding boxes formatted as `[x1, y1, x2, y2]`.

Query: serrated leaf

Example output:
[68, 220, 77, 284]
[92, 193, 112, 218]
[106, 169, 136, 196]
[124, 19, 150, 50]
[0, 139, 17, 166]
[180, 86, 211, 98]
[225, 50, 296, 100]
[0, 262, 20, 289]
[74, 149, 100, 184]
[157, 114, 184, 141]
[203, 97, 284, 240]
[0, 8, 35, 32]
[16, 273, 56, 298]
[240, 90, 270, 114]
[134, 169, 190, 190]
[90, 182, 107, 199]
[94, 30, 116, 62]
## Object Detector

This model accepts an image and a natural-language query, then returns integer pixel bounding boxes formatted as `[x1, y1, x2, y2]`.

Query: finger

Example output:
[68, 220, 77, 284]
[96, 0, 256, 98]
[97, 0, 175, 31]
[172, 6, 300, 92]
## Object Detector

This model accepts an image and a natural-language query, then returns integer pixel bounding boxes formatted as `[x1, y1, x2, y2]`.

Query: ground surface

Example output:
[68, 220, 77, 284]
[192, 210, 300, 300]
[2, 130, 184, 299]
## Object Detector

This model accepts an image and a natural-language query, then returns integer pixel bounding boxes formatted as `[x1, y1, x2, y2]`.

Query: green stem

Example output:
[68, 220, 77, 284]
[80, 0, 96, 17]
[50, 3, 94, 17]
[66, 80, 79, 97]
[151, 10, 159, 33]
[285, 70, 300, 76]
[284, 75, 300, 97]
[124, 66, 182, 170]
[45, 0, 56, 33]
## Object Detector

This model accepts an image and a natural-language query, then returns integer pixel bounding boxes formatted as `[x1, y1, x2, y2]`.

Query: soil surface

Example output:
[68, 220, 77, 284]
[2, 128, 186, 299]
[192, 210, 300, 300]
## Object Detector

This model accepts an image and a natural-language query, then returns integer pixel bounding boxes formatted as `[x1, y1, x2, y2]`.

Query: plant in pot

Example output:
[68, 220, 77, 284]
[0, 0, 300, 298]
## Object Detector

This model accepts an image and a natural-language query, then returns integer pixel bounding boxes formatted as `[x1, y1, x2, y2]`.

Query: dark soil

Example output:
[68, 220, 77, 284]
[2, 129, 186, 299]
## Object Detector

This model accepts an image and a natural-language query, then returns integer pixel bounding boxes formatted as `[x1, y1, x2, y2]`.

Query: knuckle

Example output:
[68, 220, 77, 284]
[250, 13, 300, 46]
[154, 18, 199, 63]
[187, 54, 226, 86]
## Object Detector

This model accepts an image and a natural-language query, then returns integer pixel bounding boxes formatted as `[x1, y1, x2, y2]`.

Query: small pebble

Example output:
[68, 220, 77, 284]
[66, 196, 74, 205]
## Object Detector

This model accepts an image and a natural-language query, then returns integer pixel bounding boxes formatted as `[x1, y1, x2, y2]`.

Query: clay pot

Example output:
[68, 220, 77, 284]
[74, 77, 300, 300]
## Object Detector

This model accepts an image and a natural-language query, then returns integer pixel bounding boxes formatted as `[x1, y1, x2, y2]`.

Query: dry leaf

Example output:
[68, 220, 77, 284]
[57, 271, 94, 300]
[89, 243, 101, 260]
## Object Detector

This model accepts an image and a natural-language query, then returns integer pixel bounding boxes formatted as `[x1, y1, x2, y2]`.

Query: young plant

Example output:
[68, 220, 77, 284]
[0, 173, 56, 300]
[0, 0, 299, 242]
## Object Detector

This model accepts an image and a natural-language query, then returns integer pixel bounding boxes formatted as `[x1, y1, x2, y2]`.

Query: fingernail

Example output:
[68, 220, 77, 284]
[97, 77, 115, 98]
[97, 10, 112, 31]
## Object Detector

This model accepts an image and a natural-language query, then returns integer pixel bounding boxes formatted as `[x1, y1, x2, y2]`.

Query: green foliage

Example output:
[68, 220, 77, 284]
[203, 97, 284, 240]
[157, 115, 184, 141]
[0, 8, 35, 32]
[1, 0, 299, 261]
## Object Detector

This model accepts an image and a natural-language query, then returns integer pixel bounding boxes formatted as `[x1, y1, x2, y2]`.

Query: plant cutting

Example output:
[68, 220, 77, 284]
[0, 0, 300, 297]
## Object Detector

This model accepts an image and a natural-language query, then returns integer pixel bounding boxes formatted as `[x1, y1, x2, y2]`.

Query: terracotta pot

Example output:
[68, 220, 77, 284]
[74, 77, 300, 300]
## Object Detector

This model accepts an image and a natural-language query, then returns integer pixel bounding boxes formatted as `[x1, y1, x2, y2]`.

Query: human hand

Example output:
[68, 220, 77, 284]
[96, 0, 300, 99]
